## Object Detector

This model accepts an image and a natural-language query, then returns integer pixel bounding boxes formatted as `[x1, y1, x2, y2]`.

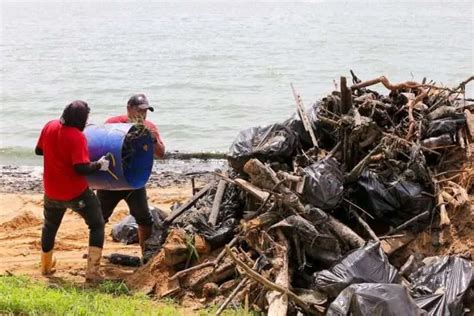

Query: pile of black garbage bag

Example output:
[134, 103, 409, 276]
[317, 242, 473, 315]
[111, 75, 473, 314]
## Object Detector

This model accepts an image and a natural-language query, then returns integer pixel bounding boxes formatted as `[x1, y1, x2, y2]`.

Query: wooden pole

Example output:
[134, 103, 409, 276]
[164, 181, 215, 225]
[291, 83, 319, 148]
[208, 179, 227, 227]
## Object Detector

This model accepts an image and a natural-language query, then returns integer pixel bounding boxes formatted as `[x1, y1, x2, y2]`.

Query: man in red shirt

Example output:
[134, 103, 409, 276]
[36, 100, 110, 282]
[97, 94, 165, 256]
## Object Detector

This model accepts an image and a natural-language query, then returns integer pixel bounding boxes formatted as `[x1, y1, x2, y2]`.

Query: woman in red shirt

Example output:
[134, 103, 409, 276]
[36, 100, 109, 282]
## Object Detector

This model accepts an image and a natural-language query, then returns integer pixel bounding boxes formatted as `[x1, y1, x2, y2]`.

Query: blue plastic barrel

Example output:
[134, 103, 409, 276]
[84, 123, 154, 190]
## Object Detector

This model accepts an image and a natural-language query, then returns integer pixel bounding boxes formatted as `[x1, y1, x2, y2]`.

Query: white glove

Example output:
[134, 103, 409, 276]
[97, 156, 110, 171]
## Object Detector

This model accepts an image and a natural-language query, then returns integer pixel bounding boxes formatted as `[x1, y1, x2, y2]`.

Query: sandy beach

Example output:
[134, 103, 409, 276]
[2, 164, 472, 282]
[0, 165, 201, 283]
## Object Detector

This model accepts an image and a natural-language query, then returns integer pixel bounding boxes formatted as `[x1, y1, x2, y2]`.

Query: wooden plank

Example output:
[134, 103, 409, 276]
[234, 178, 270, 202]
[380, 232, 415, 254]
[291, 83, 319, 148]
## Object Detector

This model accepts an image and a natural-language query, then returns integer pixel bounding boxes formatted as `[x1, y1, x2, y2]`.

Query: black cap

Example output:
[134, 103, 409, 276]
[127, 94, 154, 112]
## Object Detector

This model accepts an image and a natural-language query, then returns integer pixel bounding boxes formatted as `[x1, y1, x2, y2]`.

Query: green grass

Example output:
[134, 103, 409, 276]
[0, 275, 179, 315]
[0, 275, 254, 316]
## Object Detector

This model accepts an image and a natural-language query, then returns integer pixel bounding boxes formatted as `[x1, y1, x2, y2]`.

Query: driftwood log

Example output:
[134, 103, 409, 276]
[438, 193, 451, 227]
[208, 179, 227, 226]
[266, 230, 289, 316]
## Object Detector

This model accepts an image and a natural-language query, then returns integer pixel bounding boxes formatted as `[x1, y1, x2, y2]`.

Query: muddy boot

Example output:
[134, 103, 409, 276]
[137, 225, 152, 255]
[41, 250, 56, 275]
[85, 246, 104, 283]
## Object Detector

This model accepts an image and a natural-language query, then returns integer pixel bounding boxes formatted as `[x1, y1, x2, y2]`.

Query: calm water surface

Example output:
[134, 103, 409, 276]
[1, 0, 472, 165]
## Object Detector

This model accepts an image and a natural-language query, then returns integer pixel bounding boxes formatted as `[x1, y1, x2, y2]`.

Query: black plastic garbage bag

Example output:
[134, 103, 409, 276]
[313, 242, 401, 298]
[142, 207, 169, 263]
[283, 115, 312, 150]
[283, 101, 336, 150]
[142, 224, 168, 264]
[409, 256, 473, 316]
[423, 114, 465, 139]
[111, 215, 138, 244]
[106, 253, 141, 267]
[228, 123, 298, 170]
[327, 283, 426, 316]
[204, 218, 237, 248]
[187, 213, 237, 249]
[215, 183, 245, 224]
[111, 207, 165, 246]
[149, 206, 168, 225]
[351, 169, 434, 228]
[302, 158, 344, 210]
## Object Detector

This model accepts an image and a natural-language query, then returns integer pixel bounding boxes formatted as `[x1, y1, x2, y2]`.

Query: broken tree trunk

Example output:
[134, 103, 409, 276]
[209, 179, 227, 227]
[216, 257, 262, 316]
[266, 230, 289, 316]
[234, 178, 270, 201]
[326, 214, 365, 249]
[170, 236, 239, 281]
[341, 76, 354, 170]
[464, 109, 474, 138]
[340, 76, 352, 115]
[243, 158, 281, 190]
[438, 193, 451, 227]
[243, 159, 305, 213]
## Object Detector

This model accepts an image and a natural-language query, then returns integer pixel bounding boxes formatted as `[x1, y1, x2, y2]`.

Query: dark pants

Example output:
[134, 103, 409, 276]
[41, 188, 105, 252]
[96, 187, 153, 227]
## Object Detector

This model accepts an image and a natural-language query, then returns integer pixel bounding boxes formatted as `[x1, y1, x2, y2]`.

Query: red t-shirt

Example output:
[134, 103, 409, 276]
[36, 120, 90, 201]
[105, 115, 165, 158]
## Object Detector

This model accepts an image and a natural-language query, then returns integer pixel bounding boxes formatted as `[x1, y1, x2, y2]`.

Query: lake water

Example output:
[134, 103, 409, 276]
[1, 0, 472, 165]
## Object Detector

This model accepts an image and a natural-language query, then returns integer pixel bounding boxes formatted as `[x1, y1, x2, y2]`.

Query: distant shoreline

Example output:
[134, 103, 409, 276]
[0, 157, 226, 194]
[0, 148, 229, 167]
[163, 151, 227, 160]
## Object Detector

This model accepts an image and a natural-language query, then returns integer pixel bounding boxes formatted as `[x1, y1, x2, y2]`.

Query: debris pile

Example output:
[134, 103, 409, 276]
[123, 74, 474, 315]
